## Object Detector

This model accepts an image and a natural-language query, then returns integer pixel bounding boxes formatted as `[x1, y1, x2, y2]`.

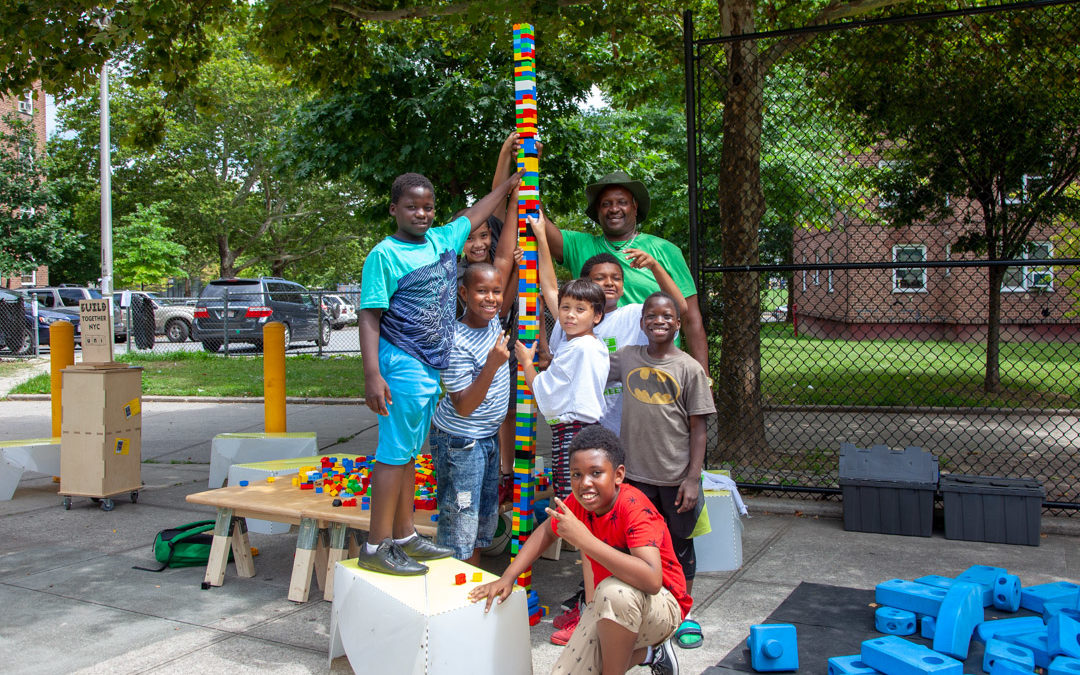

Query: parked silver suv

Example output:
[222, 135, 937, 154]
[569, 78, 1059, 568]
[21, 286, 127, 342]
[192, 277, 331, 352]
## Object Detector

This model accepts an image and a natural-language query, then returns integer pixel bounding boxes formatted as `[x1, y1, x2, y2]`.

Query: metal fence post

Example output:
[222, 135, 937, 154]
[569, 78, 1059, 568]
[223, 289, 230, 357]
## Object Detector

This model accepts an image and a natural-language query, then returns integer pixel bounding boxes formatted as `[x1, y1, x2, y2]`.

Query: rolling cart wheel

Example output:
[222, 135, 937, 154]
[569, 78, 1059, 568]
[90, 497, 101, 504]
[63, 496, 71, 510]
[101, 498, 115, 512]
[130, 491, 139, 504]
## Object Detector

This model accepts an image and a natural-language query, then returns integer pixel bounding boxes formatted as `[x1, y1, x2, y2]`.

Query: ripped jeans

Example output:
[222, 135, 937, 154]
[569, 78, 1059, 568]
[430, 427, 500, 560]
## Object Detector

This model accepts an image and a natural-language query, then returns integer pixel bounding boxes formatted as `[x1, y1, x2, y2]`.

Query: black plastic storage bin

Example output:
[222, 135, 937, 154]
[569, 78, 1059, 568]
[839, 444, 939, 537]
[939, 474, 1044, 546]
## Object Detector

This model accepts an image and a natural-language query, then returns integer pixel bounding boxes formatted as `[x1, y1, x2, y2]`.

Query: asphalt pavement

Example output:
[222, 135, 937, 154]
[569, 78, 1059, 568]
[1, 397, 1078, 674]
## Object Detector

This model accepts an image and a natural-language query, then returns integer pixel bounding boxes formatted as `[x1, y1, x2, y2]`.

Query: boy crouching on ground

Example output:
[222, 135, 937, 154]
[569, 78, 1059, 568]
[469, 425, 689, 675]
[430, 262, 512, 564]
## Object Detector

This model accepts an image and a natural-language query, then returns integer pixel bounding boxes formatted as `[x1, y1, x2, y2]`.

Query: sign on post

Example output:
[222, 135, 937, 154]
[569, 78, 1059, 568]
[79, 299, 114, 364]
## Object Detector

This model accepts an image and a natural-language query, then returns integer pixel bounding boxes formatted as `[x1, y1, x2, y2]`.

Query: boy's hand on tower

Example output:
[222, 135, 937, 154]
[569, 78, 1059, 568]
[545, 496, 589, 549]
[468, 576, 515, 612]
[364, 373, 392, 416]
[514, 339, 536, 365]
[674, 476, 700, 513]
[487, 332, 511, 369]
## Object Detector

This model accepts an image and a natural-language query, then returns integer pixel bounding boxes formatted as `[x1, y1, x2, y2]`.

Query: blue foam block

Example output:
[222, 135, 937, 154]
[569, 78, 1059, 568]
[956, 566, 1004, 607]
[748, 624, 799, 672]
[876, 579, 950, 617]
[1000, 630, 1051, 669]
[827, 655, 877, 675]
[1021, 582, 1080, 614]
[921, 616, 937, 639]
[861, 635, 962, 675]
[976, 617, 1047, 643]
[984, 638, 1036, 674]
[1045, 601, 1074, 623]
[1047, 609, 1080, 659]
[877, 607, 918, 636]
[990, 659, 1036, 675]
[993, 573, 1022, 613]
[916, 576, 956, 591]
[933, 582, 984, 659]
[1049, 655, 1080, 675]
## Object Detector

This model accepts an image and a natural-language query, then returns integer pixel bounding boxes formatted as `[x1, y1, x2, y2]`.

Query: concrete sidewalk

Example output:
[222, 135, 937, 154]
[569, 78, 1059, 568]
[1, 399, 1077, 675]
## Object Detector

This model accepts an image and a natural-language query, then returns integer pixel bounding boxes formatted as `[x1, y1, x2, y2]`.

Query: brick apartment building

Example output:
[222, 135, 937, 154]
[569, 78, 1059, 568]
[791, 195, 1080, 343]
[0, 85, 50, 290]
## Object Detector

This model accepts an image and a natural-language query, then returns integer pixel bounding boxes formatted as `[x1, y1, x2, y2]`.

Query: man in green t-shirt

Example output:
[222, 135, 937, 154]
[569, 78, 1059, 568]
[544, 171, 710, 374]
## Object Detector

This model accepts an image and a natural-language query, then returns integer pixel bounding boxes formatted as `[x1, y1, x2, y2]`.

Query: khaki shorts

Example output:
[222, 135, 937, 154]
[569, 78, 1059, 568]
[552, 576, 681, 674]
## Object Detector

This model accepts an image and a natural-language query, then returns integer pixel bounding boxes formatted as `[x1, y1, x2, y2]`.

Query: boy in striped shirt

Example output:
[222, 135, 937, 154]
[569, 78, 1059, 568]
[430, 262, 512, 564]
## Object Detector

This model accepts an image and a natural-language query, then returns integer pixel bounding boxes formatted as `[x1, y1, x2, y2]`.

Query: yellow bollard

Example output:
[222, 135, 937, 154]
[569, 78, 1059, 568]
[263, 321, 286, 433]
[49, 321, 75, 438]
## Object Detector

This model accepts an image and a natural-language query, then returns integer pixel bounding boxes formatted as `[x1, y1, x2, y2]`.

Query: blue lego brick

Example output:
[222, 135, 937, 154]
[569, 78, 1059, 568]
[1021, 582, 1080, 614]
[984, 638, 1036, 674]
[999, 630, 1051, 669]
[876, 607, 918, 636]
[827, 655, 878, 675]
[990, 659, 1036, 675]
[861, 635, 962, 675]
[748, 623, 799, 672]
[976, 617, 1047, 643]
[957, 565, 1004, 607]
[921, 616, 937, 639]
[1047, 608, 1080, 659]
[993, 573, 1022, 612]
[933, 582, 984, 660]
[876, 579, 949, 617]
[1049, 655, 1080, 675]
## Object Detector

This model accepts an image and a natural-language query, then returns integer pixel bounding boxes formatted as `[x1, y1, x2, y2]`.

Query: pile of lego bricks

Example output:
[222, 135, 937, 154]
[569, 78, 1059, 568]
[292, 454, 437, 510]
[718, 566, 1079, 675]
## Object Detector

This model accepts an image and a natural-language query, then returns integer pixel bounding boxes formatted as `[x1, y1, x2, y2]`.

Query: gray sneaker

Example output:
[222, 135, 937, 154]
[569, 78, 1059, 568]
[649, 639, 679, 675]
[356, 538, 427, 576]
[400, 533, 455, 561]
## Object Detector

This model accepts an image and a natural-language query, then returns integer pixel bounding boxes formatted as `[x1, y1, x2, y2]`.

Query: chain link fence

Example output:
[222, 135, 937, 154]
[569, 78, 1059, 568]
[687, 1, 1080, 511]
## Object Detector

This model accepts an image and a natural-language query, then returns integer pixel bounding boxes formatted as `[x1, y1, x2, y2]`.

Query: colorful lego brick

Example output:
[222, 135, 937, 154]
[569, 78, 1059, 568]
[455, 573, 466, 585]
[1048, 609, 1080, 658]
[933, 581, 984, 659]
[999, 630, 1051, 669]
[976, 617, 1047, 644]
[1022, 582, 1080, 614]
[876, 579, 949, 617]
[921, 615, 937, 639]
[748, 624, 799, 672]
[300, 482, 313, 490]
[341, 498, 356, 507]
[471, 572, 482, 583]
[861, 636, 962, 675]
[990, 572, 1022, 612]
[876, 607, 918, 636]
[266, 476, 275, 483]
[827, 655, 877, 675]
[985, 638, 1036, 673]
[1049, 655, 1080, 675]
[238, 480, 249, 486]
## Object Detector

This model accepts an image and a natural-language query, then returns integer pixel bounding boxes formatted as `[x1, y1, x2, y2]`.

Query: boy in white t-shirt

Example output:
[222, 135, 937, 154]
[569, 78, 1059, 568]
[548, 251, 687, 436]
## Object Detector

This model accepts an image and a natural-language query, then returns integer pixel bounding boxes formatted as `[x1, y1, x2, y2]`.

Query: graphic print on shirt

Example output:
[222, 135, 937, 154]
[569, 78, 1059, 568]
[627, 366, 681, 405]
[380, 248, 458, 369]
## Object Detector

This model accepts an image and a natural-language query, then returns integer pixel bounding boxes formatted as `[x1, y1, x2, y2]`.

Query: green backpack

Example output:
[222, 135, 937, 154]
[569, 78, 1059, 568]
[133, 520, 232, 572]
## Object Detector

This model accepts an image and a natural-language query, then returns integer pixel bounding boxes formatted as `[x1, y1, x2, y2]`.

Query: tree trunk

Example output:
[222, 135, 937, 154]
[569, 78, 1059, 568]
[715, 0, 769, 466]
[984, 265, 1004, 393]
[217, 235, 235, 279]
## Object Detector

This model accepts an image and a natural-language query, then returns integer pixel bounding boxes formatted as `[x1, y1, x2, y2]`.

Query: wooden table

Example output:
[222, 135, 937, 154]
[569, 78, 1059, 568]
[186, 480, 437, 602]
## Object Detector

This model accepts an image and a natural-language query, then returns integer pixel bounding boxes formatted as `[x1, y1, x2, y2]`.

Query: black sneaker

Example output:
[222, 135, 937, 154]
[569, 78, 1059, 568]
[400, 533, 455, 560]
[560, 582, 586, 611]
[649, 639, 679, 675]
[356, 538, 427, 576]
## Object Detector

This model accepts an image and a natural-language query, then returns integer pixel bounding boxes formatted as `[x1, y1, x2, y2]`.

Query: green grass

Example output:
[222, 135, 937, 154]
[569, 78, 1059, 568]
[760, 288, 787, 311]
[8, 352, 366, 398]
[757, 323, 1080, 409]
[0, 360, 36, 378]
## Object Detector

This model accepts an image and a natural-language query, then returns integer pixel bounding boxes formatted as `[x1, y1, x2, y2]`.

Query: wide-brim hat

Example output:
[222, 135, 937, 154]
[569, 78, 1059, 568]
[584, 171, 651, 225]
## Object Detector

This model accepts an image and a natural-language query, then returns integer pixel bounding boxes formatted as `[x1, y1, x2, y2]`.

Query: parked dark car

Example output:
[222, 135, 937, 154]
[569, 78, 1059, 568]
[0, 289, 82, 354]
[192, 277, 331, 352]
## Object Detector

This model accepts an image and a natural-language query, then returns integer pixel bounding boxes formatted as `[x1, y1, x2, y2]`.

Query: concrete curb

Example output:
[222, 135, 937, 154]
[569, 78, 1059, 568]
[7, 393, 365, 404]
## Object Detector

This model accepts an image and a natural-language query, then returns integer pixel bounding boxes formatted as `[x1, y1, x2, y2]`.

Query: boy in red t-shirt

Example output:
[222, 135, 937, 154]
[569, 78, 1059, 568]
[469, 424, 689, 674]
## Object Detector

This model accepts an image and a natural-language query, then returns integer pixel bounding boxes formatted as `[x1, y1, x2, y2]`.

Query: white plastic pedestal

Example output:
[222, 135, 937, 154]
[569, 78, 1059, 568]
[226, 456, 323, 534]
[695, 488, 744, 573]
[329, 558, 533, 675]
[0, 438, 61, 500]
[208, 432, 317, 489]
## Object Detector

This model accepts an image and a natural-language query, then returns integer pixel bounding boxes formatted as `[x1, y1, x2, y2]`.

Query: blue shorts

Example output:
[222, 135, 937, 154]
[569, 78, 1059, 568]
[430, 427, 500, 560]
[376, 337, 441, 466]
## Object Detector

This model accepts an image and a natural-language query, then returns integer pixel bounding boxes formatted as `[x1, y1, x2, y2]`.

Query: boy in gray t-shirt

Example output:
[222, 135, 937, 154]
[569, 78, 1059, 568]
[609, 291, 715, 649]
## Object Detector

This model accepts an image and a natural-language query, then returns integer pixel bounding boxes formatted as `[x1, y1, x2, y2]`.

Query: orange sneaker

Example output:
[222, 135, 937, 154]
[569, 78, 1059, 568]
[550, 608, 580, 645]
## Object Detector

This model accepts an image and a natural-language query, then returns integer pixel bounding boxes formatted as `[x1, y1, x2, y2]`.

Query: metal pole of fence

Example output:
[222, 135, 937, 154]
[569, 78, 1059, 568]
[317, 291, 324, 359]
[683, 9, 700, 288]
[223, 289, 230, 357]
[31, 300, 40, 356]
[126, 303, 132, 353]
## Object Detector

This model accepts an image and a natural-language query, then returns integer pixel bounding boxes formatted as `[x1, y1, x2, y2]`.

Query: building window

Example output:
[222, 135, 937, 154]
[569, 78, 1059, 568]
[827, 248, 834, 293]
[801, 256, 807, 292]
[944, 244, 952, 277]
[813, 251, 820, 286]
[20, 271, 36, 286]
[17, 91, 33, 115]
[893, 244, 927, 292]
[1003, 241, 1053, 292]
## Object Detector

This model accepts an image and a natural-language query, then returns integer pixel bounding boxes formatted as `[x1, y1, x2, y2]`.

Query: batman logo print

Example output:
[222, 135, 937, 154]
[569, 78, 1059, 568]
[627, 367, 680, 405]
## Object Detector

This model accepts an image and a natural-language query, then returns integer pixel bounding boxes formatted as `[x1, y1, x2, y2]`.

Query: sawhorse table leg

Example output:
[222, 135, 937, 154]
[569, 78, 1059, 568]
[230, 516, 256, 578]
[323, 523, 349, 601]
[205, 508, 248, 587]
[288, 517, 319, 602]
